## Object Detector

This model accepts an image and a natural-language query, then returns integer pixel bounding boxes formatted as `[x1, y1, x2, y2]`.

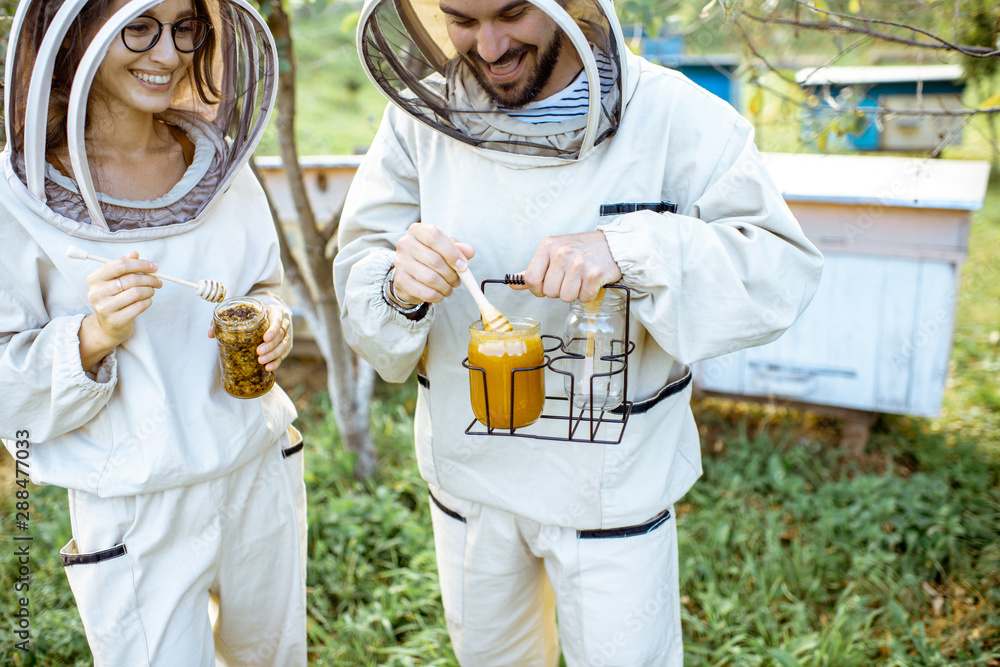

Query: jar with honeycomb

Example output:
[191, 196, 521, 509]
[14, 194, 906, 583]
[213, 297, 275, 399]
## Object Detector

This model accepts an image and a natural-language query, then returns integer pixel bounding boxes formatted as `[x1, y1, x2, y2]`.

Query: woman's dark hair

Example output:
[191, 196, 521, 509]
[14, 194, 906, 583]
[15, 0, 221, 153]
[187, 0, 221, 106]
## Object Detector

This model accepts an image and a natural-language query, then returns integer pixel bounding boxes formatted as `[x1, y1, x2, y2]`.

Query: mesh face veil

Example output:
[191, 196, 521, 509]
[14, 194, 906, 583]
[357, 0, 626, 161]
[3, 0, 277, 232]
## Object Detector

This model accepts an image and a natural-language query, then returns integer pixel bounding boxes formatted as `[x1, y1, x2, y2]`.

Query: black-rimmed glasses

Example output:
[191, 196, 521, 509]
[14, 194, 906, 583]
[121, 16, 211, 53]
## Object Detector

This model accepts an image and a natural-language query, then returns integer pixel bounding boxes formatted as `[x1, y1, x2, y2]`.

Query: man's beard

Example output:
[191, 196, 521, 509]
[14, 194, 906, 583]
[464, 32, 565, 109]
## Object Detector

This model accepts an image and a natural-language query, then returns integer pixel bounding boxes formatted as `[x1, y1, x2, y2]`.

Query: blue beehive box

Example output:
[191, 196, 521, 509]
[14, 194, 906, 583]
[655, 54, 741, 108]
[796, 65, 967, 152]
[623, 24, 741, 109]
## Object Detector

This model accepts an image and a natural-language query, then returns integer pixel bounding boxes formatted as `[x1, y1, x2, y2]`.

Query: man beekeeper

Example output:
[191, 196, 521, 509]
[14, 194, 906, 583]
[335, 0, 823, 664]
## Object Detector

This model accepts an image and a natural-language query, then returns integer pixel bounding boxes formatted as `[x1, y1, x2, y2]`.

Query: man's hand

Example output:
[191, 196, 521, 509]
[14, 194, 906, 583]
[393, 223, 475, 305]
[513, 231, 622, 303]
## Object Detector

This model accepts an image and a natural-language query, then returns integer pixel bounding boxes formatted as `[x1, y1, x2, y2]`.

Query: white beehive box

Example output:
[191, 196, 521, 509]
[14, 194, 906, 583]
[694, 153, 991, 418]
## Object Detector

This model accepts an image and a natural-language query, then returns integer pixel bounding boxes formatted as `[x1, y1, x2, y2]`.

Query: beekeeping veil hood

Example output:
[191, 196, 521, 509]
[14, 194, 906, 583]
[3, 0, 277, 236]
[357, 0, 630, 162]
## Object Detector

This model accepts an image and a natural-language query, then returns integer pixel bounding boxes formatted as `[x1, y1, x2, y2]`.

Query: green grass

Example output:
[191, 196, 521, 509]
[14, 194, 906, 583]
[684, 403, 1000, 666]
[296, 384, 458, 665]
[940, 188, 1000, 458]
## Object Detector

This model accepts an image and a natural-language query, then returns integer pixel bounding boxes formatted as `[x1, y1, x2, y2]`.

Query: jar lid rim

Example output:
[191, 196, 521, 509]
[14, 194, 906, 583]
[213, 296, 266, 331]
[469, 315, 541, 336]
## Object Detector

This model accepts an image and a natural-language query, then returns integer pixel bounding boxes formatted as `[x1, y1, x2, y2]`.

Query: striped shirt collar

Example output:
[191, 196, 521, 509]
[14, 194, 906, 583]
[503, 51, 615, 125]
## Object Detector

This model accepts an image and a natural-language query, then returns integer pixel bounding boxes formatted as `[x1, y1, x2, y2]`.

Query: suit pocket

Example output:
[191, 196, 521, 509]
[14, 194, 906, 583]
[61, 539, 148, 663]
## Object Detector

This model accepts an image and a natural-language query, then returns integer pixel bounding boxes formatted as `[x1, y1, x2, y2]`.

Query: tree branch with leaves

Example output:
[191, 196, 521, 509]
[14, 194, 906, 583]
[710, 0, 999, 167]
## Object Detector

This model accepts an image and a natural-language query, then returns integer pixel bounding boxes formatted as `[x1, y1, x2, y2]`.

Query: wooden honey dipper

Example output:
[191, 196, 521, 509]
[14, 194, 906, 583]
[457, 265, 512, 333]
[67, 245, 227, 303]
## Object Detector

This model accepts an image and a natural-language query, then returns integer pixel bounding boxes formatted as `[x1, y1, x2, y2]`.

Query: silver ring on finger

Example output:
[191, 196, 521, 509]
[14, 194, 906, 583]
[116, 278, 125, 295]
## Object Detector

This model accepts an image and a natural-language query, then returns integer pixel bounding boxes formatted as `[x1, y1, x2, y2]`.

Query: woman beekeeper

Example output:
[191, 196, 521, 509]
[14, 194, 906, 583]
[0, 0, 305, 664]
[337, 0, 823, 664]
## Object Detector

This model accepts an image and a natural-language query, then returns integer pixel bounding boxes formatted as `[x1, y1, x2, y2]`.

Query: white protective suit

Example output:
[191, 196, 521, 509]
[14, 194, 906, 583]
[0, 1, 305, 664]
[337, 0, 823, 663]
[339, 0, 823, 529]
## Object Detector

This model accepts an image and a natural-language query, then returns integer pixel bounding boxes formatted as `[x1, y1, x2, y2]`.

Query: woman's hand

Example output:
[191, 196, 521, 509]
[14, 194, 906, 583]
[209, 304, 293, 372]
[79, 252, 161, 370]
[256, 305, 292, 371]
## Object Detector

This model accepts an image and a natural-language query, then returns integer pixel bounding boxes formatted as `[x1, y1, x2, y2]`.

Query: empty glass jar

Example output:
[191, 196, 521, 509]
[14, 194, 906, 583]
[562, 289, 627, 411]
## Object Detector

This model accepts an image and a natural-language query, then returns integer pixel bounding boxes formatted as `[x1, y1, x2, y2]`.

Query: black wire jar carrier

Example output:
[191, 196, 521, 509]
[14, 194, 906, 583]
[462, 279, 635, 444]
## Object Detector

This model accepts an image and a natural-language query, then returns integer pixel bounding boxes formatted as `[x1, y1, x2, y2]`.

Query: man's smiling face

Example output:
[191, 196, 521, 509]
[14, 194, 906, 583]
[440, 0, 582, 108]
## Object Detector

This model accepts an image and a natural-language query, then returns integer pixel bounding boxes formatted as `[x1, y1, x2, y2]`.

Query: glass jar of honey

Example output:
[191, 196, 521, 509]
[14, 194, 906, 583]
[468, 317, 545, 430]
[213, 296, 275, 399]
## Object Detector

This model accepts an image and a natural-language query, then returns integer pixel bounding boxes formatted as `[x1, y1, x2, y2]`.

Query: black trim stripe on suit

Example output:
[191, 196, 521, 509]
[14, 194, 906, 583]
[600, 201, 678, 216]
[578, 508, 672, 539]
[428, 493, 670, 538]
[281, 441, 304, 458]
[62, 543, 127, 567]
[611, 369, 692, 415]
[429, 490, 466, 523]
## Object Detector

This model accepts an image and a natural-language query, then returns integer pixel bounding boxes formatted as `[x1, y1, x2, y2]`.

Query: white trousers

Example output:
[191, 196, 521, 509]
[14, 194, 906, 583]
[428, 484, 683, 667]
[60, 431, 308, 667]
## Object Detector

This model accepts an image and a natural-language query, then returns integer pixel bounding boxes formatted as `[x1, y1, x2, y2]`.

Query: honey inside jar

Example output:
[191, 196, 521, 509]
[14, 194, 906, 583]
[468, 317, 545, 430]
[213, 297, 275, 399]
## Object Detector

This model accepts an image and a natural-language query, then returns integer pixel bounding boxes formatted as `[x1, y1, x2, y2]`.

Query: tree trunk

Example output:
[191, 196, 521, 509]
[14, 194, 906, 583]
[325, 309, 377, 480]
[259, 0, 377, 479]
